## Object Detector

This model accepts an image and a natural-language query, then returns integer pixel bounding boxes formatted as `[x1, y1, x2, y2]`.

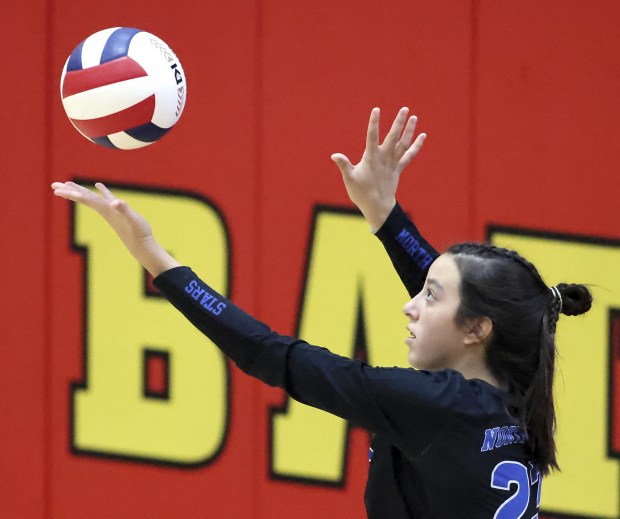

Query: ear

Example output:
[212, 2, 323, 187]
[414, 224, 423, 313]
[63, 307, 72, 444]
[463, 317, 493, 346]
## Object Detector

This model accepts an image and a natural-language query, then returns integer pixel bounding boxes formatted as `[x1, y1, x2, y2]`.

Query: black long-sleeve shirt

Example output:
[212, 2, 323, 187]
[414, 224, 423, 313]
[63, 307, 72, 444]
[153, 203, 541, 518]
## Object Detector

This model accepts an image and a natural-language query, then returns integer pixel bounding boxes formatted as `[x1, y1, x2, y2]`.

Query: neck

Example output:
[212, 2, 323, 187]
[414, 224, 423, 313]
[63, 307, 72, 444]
[452, 356, 507, 391]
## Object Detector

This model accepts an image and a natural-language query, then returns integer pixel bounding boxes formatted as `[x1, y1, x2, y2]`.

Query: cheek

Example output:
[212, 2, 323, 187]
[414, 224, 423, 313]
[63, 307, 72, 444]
[413, 313, 462, 359]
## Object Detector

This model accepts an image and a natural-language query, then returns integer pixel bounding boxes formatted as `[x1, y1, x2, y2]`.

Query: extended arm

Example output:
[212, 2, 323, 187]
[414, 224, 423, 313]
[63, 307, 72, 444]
[51, 180, 452, 453]
[51, 182, 390, 429]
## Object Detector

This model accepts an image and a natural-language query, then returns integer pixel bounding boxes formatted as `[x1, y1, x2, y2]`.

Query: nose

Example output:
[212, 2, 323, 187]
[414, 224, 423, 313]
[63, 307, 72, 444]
[403, 296, 419, 321]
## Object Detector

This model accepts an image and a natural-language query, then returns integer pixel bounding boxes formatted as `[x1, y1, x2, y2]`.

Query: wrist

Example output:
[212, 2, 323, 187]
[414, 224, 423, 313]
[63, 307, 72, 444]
[129, 235, 180, 277]
[361, 198, 396, 232]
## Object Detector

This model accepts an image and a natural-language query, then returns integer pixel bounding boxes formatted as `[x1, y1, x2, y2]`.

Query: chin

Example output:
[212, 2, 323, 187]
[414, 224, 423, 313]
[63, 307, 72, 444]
[408, 353, 443, 371]
[408, 353, 423, 370]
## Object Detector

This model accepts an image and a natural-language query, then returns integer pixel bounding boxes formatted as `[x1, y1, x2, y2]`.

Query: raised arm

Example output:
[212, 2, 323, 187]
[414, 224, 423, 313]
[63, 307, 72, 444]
[331, 107, 439, 296]
[373, 203, 439, 298]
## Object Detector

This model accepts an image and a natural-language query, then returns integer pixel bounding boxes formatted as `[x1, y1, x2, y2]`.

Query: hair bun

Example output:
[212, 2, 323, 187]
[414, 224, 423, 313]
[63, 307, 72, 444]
[557, 283, 593, 316]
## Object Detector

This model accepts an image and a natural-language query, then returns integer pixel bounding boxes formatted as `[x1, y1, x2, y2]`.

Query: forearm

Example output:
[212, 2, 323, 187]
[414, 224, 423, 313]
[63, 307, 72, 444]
[375, 202, 439, 297]
[153, 266, 291, 387]
[152, 266, 399, 439]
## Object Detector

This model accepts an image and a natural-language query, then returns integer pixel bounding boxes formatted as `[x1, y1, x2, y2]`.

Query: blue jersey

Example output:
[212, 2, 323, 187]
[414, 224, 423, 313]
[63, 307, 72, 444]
[153, 203, 542, 518]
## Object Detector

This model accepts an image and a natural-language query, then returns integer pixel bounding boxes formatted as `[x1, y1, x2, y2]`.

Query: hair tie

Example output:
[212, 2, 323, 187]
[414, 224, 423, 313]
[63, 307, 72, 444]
[550, 286, 563, 314]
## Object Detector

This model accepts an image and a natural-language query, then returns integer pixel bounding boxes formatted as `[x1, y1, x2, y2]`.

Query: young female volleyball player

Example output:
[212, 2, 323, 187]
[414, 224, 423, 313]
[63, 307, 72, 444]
[52, 108, 592, 518]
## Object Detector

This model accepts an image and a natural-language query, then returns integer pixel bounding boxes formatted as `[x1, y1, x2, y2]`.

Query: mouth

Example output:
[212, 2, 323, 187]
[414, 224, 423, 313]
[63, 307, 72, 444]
[407, 327, 416, 339]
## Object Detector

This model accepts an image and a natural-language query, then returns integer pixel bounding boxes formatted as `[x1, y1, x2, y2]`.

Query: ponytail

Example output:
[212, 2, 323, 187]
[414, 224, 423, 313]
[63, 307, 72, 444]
[524, 283, 592, 473]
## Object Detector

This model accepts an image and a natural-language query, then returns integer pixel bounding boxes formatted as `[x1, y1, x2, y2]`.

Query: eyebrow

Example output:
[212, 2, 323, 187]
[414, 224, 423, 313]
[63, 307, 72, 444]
[427, 278, 445, 292]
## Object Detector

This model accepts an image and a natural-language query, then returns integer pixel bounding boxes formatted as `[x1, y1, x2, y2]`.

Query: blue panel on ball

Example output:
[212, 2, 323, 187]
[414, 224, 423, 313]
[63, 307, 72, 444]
[125, 122, 171, 143]
[100, 27, 142, 64]
[66, 40, 85, 71]
[90, 136, 118, 149]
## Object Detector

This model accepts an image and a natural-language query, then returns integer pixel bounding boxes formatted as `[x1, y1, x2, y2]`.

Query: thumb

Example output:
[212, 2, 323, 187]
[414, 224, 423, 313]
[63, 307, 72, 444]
[331, 153, 354, 178]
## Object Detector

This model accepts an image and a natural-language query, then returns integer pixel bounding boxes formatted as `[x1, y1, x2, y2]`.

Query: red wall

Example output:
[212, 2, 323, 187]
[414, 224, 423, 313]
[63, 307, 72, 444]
[2, 1, 619, 517]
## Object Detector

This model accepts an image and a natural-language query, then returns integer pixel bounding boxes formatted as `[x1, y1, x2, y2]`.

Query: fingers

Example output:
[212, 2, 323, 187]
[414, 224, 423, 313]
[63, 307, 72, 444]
[51, 181, 88, 202]
[384, 107, 409, 147]
[365, 108, 380, 155]
[51, 181, 110, 208]
[52, 188, 83, 203]
[399, 133, 427, 171]
[65, 181, 95, 196]
[397, 115, 418, 151]
[331, 153, 354, 178]
[95, 182, 116, 201]
[52, 181, 91, 196]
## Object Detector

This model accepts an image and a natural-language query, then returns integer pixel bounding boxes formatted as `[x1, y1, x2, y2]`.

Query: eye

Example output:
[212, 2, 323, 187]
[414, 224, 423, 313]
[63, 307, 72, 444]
[425, 288, 436, 302]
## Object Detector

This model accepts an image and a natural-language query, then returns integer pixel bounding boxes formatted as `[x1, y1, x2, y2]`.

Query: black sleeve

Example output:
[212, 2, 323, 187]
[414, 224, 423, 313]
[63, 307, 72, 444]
[153, 267, 460, 456]
[374, 202, 440, 298]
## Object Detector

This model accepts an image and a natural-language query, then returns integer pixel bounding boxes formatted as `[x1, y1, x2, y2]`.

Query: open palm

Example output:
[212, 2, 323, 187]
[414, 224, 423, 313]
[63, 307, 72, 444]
[331, 107, 426, 231]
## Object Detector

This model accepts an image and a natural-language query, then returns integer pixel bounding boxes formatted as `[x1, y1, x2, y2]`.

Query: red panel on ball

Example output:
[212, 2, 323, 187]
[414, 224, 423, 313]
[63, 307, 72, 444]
[62, 56, 148, 98]
[70, 94, 155, 138]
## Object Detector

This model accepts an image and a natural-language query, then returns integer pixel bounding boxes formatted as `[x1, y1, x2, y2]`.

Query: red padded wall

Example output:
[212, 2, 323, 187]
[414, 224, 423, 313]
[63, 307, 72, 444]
[1, 1, 618, 517]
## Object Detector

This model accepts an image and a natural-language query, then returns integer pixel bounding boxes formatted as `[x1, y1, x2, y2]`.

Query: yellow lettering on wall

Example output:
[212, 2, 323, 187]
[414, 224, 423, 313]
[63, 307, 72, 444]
[73, 186, 229, 465]
[491, 229, 620, 517]
[271, 209, 411, 482]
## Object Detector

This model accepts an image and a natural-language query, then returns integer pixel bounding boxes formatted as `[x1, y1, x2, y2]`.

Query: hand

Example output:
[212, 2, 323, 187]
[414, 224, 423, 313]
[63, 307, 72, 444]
[52, 181, 152, 241]
[51, 181, 179, 276]
[331, 107, 426, 232]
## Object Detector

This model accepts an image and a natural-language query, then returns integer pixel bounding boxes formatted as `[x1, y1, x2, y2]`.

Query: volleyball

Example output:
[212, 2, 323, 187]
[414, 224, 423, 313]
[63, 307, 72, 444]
[60, 27, 187, 150]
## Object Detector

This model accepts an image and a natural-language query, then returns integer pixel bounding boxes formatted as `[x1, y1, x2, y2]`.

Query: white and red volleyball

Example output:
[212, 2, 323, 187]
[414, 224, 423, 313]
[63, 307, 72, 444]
[60, 27, 187, 150]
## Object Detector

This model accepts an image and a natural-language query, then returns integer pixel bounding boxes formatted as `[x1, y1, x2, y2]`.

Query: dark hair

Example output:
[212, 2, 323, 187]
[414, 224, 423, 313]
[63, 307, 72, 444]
[446, 242, 592, 475]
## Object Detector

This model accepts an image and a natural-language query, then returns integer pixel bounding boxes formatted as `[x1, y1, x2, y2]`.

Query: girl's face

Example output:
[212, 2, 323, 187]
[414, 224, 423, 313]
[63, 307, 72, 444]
[403, 254, 468, 370]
